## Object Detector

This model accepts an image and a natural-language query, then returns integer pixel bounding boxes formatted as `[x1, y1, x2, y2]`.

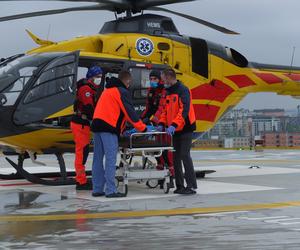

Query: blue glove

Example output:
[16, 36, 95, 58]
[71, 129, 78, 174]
[130, 128, 137, 134]
[146, 125, 156, 132]
[157, 125, 164, 132]
[123, 130, 131, 137]
[123, 128, 136, 137]
[166, 126, 176, 135]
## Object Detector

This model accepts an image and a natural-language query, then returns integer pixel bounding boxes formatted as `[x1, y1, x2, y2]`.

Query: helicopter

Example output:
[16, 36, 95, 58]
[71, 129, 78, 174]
[0, 0, 300, 185]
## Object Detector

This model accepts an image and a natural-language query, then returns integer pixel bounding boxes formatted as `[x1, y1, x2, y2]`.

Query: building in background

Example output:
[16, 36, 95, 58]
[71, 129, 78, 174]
[210, 109, 251, 138]
[195, 107, 300, 148]
[253, 109, 285, 117]
[263, 132, 300, 147]
[251, 116, 282, 136]
[224, 137, 250, 149]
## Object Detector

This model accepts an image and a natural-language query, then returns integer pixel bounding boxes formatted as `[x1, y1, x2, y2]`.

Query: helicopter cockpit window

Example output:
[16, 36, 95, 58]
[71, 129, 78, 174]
[0, 54, 50, 106]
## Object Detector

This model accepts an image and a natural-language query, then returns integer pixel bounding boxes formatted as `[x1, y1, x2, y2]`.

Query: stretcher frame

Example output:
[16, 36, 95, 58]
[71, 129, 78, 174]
[116, 132, 173, 196]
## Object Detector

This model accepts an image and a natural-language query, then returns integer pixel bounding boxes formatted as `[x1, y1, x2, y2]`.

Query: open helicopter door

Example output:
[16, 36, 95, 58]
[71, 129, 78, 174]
[5, 51, 80, 185]
[128, 63, 167, 116]
[13, 51, 79, 126]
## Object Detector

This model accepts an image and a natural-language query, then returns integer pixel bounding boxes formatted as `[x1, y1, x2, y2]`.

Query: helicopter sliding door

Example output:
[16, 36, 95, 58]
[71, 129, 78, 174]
[14, 51, 79, 125]
[127, 64, 166, 116]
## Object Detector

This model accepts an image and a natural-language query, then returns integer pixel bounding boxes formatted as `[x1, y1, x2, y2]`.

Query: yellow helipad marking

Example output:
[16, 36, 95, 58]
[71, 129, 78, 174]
[1, 201, 300, 222]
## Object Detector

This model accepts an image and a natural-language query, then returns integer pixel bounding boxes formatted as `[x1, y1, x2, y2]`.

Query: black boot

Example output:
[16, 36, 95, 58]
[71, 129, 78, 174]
[169, 176, 175, 188]
[158, 179, 164, 189]
[76, 182, 92, 190]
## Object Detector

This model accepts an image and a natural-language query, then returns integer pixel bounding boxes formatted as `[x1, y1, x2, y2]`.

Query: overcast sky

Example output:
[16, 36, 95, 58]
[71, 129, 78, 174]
[0, 0, 300, 110]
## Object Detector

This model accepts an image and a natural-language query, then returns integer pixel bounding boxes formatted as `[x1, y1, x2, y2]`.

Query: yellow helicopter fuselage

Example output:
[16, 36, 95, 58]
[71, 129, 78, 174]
[1, 31, 300, 153]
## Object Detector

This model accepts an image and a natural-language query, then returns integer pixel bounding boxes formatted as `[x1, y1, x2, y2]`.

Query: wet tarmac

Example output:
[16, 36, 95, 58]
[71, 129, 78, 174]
[1, 150, 300, 249]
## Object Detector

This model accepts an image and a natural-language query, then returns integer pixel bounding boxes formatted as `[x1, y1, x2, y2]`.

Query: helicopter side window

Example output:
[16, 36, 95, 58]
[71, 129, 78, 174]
[130, 67, 149, 98]
[24, 60, 76, 104]
[77, 58, 124, 90]
[190, 37, 208, 78]
[24, 75, 74, 104]
[129, 67, 162, 99]
[77, 66, 88, 81]
[34, 63, 75, 87]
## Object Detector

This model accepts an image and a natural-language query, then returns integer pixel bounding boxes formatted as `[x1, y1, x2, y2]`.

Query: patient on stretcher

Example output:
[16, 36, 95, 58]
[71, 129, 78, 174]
[120, 125, 172, 149]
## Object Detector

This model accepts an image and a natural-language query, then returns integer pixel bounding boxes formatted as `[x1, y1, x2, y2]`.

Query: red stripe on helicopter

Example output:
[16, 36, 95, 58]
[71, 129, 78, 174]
[254, 72, 283, 84]
[284, 73, 300, 81]
[226, 75, 256, 88]
[193, 104, 220, 122]
[191, 80, 234, 102]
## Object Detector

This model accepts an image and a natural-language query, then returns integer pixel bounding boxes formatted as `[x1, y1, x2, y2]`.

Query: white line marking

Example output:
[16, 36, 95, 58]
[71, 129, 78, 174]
[280, 222, 300, 225]
[238, 216, 289, 221]
[194, 211, 249, 217]
[264, 218, 300, 223]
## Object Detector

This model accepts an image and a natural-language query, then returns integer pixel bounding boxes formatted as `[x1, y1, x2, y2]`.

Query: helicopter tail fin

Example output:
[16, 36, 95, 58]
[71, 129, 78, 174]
[245, 61, 300, 97]
[26, 29, 55, 46]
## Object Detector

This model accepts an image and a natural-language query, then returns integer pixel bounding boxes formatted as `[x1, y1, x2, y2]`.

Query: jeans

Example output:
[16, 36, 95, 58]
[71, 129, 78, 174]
[173, 132, 197, 189]
[92, 132, 118, 195]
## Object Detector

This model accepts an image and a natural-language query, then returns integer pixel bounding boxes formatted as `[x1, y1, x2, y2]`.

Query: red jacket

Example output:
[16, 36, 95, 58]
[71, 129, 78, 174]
[159, 81, 196, 134]
[72, 79, 98, 126]
[92, 77, 146, 135]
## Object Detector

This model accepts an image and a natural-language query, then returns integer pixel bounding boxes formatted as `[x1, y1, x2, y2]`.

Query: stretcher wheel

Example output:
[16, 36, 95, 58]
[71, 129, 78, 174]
[123, 184, 128, 196]
[163, 181, 170, 194]
[115, 176, 123, 188]
[146, 179, 159, 189]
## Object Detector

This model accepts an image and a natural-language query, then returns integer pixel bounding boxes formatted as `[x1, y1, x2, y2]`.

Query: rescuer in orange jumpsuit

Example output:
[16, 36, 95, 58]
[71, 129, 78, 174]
[159, 68, 197, 195]
[71, 65, 103, 190]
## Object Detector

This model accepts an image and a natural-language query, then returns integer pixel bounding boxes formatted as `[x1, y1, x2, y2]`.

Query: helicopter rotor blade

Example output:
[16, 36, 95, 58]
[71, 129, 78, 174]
[0, 0, 197, 12]
[0, 4, 111, 22]
[149, 6, 240, 35]
[0, 0, 238, 34]
[134, 0, 195, 10]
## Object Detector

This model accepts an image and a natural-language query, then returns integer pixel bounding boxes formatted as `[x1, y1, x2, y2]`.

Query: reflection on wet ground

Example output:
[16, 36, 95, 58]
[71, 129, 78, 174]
[0, 190, 67, 213]
[1, 150, 300, 249]
[2, 212, 300, 250]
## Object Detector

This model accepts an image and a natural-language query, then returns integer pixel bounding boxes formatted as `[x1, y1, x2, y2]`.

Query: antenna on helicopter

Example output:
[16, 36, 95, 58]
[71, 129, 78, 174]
[46, 24, 51, 41]
[289, 46, 296, 74]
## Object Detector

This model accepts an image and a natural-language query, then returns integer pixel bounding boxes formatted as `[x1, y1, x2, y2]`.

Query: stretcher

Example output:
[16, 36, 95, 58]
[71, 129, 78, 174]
[116, 131, 173, 196]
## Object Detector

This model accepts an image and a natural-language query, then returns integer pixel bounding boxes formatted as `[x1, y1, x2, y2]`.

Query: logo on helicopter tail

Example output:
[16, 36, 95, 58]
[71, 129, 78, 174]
[136, 38, 154, 56]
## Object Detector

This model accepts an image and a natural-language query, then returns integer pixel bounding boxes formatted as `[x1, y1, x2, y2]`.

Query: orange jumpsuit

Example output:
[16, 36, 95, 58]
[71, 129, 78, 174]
[71, 79, 98, 185]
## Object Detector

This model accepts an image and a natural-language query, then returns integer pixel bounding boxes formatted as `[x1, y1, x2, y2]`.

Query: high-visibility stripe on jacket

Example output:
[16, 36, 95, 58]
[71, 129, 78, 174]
[141, 84, 166, 123]
[91, 77, 146, 135]
[159, 81, 196, 134]
[151, 88, 167, 124]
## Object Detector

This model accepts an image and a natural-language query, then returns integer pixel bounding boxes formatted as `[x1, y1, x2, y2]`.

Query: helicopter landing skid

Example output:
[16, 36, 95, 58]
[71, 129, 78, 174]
[0, 172, 23, 180]
[5, 153, 76, 186]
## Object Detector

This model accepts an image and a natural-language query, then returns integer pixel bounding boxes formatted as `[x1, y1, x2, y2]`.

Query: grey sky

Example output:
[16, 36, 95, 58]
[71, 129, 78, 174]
[0, 0, 300, 110]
